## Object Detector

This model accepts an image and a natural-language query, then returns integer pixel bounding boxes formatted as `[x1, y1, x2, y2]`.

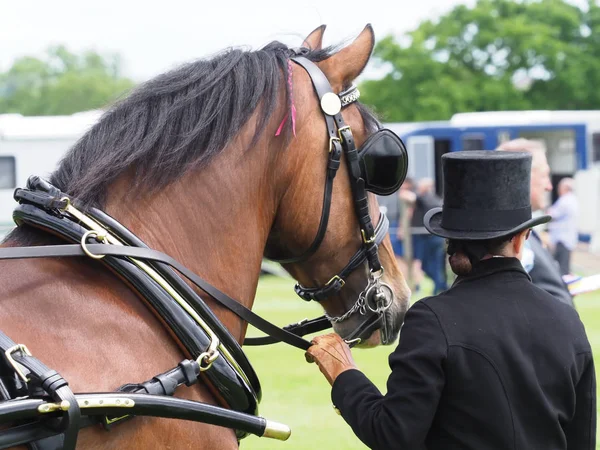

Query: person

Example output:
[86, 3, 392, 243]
[411, 178, 448, 294]
[496, 138, 575, 308]
[396, 179, 418, 277]
[377, 178, 415, 271]
[306, 151, 595, 450]
[547, 177, 579, 275]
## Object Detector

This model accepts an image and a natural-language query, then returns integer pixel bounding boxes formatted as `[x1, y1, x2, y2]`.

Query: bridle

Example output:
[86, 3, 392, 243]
[268, 52, 407, 345]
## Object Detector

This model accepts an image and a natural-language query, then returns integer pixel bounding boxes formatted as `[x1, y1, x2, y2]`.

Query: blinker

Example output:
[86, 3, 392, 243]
[357, 129, 408, 196]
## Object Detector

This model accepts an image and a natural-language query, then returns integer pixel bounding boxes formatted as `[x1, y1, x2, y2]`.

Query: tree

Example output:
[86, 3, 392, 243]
[360, 0, 598, 122]
[0, 45, 135, 116]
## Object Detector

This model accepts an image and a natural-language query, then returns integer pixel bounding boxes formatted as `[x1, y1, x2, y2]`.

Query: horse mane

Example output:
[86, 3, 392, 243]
[5, 40, 379, 246]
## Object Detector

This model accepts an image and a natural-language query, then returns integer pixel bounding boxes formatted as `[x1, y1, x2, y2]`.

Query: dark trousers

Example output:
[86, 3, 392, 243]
[554, 242, 571, 276]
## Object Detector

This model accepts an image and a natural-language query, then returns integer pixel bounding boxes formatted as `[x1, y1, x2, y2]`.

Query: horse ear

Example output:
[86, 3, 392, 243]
[302, 25, 326, 50]
[320, 24, 375, 91]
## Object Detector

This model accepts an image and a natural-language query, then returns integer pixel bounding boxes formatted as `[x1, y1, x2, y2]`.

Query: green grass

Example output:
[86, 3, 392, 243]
[241, 275, 600, 449]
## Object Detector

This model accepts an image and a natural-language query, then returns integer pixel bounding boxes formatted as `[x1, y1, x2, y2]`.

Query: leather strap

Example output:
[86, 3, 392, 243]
[243, 316, 330, 346]
[284, 56, 385, 298]
[12, 201, 259, 419]
[0, 243, 314, 351]
[294, 213, 388, 302]
[0, 331, 81, 450]
[337, 124, 381, 273]
[270, 55, 352, 265]
[84, 206, 261, 397]
[269, 139, 342, 264]
[340, 314, 382, 343]
[121, 359, 201, 397]
[0, 352, 256, 448]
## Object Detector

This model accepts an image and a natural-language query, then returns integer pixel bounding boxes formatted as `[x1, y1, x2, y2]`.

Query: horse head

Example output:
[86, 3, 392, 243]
[264, 25, 411, 346]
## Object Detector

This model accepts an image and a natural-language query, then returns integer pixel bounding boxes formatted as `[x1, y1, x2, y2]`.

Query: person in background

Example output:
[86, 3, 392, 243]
[396, 179, 417, 277]
[496, 138, 575, 308]
[547, 177, 579, 276]
[411, 178, 448, 294]
[377, 191, 402, 257]
[306, 151, 595, 450]
[378, 178, 416, 280]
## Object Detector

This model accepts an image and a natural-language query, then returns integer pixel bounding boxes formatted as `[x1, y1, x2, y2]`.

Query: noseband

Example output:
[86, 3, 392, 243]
[269, 52, 396, 342]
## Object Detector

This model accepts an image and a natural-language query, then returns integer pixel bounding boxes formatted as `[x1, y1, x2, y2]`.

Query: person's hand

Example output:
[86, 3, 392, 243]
[305, 333, 358, 386]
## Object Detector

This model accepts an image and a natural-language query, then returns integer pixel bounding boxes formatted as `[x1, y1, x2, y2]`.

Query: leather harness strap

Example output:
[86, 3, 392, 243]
[0, 358, 281, 448]
[0, 331, 81, 450]
[243, 316, 329, 346]
[0, 243, 315, 351]
[81, 206, 333, 348]
[82, 205, 263, 393]
[280, 55, 387, 302]
[293, 213, 388, 302]
[269, 138, 342, 264]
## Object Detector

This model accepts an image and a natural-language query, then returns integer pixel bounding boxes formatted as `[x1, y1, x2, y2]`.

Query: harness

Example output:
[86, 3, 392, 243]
[273, 55, 408, 345]
[0, 51, 408, 449]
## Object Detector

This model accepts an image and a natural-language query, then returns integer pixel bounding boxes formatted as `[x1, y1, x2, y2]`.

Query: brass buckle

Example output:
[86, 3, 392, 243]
[329, 136, 341, 153]
[325, 275, 345, 288]
[337, 125, 351, 141]
[361, 229, 375, 244]
[197, 349, 220, 372]
[81, 230, 108, 260]
[58, 196, 71, 211]
[38, 401, 71, 414]
[5, 344, 32, 383]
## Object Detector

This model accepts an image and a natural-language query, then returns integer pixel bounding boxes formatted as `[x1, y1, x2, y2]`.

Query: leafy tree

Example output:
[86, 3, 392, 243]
[361, 0, 597, 122]
[0, 45, 135, 116]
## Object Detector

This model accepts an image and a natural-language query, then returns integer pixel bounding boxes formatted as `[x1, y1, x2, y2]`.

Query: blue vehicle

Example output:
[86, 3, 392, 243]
[385, 111, 600, 249]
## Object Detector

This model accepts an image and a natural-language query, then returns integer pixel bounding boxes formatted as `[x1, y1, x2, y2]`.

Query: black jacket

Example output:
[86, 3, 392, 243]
[528, 230, 575, 308]
[332, 258, 595, 449]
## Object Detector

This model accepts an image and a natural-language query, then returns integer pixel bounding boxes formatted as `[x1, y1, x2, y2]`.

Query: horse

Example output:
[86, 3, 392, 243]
[0, 24, 411, 449]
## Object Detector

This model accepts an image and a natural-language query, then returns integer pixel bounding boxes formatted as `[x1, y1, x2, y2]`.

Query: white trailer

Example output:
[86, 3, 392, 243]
[0, 110, 102, 238]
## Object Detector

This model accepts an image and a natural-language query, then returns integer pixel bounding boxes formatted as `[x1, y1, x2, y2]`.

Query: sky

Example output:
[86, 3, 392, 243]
[1, 0, 479, 82]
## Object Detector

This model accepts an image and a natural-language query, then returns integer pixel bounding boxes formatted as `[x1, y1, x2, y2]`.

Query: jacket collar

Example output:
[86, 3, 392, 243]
[452, 256, 532, 287]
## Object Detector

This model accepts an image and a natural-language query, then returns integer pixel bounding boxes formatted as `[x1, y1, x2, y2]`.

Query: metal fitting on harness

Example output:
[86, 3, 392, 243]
[4, 344, 32, 383]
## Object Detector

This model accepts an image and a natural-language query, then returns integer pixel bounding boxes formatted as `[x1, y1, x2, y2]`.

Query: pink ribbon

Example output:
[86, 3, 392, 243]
[275, 59, 296, 137]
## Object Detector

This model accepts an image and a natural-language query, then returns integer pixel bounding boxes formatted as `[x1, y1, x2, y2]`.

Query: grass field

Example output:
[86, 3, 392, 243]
[241, 275, 600, 449]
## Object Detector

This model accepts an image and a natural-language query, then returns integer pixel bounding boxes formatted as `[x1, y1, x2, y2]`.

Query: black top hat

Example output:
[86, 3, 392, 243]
[424, 150, 551, 240]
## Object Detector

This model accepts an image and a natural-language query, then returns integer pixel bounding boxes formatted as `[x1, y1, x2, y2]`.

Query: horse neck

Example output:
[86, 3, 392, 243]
[102, 140, 283, 343]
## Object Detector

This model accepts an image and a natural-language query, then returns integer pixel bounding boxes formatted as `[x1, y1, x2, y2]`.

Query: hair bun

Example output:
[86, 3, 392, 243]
[449, 251, 472, 276]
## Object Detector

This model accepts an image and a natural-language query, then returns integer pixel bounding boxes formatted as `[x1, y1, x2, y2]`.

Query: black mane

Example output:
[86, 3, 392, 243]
[5, 41, 379, 245]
